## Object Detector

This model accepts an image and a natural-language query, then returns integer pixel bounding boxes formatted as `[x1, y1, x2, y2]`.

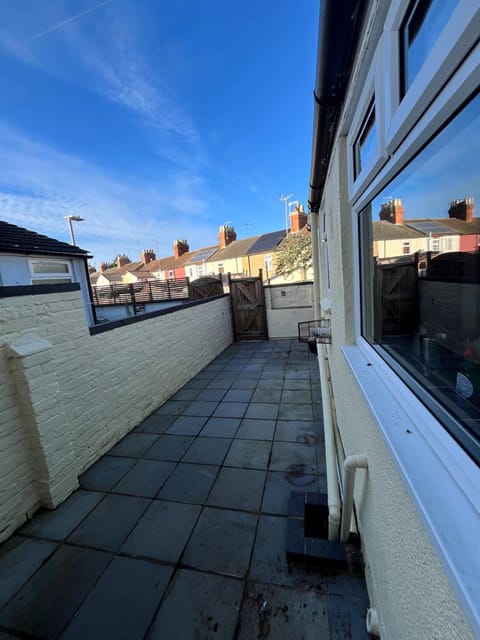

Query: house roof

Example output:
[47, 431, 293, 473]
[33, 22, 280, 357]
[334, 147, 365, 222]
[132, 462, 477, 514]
[0, 220, 91, 258]
[413, 217, 480, 235]
[246, 230, 286, 255]
[208, 237, 259, 262]
[373, 217, 480, 241]
[125, 269, 154, 280]
[372, 221, 426, 241]
[97, 272, 123, 283]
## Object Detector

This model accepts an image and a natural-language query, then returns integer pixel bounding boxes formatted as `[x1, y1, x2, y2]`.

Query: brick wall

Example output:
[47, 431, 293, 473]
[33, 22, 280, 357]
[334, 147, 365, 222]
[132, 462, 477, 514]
[0, 290, 233, 541]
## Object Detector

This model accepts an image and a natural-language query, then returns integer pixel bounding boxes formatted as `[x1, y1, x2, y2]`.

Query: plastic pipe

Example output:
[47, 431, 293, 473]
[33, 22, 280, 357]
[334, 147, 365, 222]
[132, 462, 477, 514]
[317, 343, 341, 540]
[340, 454, 368, 543]
[366, 608, 381, 636]
[310, 210, 321, 321]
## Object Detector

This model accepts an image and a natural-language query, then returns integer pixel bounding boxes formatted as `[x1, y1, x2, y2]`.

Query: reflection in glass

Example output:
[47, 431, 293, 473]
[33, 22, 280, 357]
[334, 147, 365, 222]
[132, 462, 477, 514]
[354, 100, 376, 178]
[400, 0, 459, 97]
[360, 92, 480, 460]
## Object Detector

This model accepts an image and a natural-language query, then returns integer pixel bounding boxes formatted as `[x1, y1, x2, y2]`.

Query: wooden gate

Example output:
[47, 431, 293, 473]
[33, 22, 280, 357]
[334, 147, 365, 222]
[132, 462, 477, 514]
[229, 272, 267, 340]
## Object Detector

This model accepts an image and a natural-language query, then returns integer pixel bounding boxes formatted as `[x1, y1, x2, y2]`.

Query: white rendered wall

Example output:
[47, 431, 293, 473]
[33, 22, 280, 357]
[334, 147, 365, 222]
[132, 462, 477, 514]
[0, 290, 233, 541]
[265, 283, 314, 338]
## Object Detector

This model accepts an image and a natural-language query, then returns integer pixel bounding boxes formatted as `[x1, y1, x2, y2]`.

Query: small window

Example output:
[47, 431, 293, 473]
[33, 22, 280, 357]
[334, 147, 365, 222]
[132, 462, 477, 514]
[168, 270, 174, 279]
[402, 241, 411, 254]
[354, 99, 376, 178]
[29, 260, 73, 284]
[218, 263, 224, 274]
[400, 0, 459, 98]
[360, 91, 480, 462]
[264, 255, 272, 275]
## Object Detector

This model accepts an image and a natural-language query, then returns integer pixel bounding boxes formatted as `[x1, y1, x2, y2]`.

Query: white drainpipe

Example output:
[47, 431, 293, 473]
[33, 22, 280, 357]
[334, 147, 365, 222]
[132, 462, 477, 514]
[317, 343, 341, 540]
[340, 454, 368, 543]
[310, 210, 321, 320]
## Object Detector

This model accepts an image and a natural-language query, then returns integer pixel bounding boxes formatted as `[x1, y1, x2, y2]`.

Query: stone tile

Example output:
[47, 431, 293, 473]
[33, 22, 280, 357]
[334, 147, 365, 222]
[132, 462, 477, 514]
[269, 442, 317, 474]
[223, 388, 254, 402]
[79, 456, 135, 491]
[112, 460, 175, 498]
[169, 387, 201, 401]
[199, 416, 240, 438]
[207, 467, 266, 511]
[154, 400, 190, 415]
[262, 472, 318, 516]
[275, 420, 319, 444]
[157, 463, 218, 504]
[135, 413, 176, 434]
[0, 545, 111, 639]
[237, 582, 329, 640]
[195, 388, 227, 402]
[327, 594, 370, 640]
[165, 415, 207, 436]
[0, 536, 58, 609]
[236, 418, 276, 440]
[278, 403, 314, 421]
[224, 439, 271, 470]
[182, 437, 231, 465]
[121, 500, 201, 563]
[149, 569, 243, 639]
[144, 435, 194, 461]
[206, 378, 234, 390]
[282, 378, 310, 390]
[182, 507, 257, 577]
[230, 378, 257, 389]
[252, 388, 282, 403]
[327, 573, 371, 601]
[212, 401, 248, 418]
[244, 402, 279, 420]
[68, 494, 150, 551]
[60, 557, 173, 640]
[281, 389, 312, 404]
[182, 400, 219, 417]
[182, 378, 209, 390]
[108, 433, 159, 458]
[20, 490, 104, 541]
[284, 369, 311, 379]
[256, 378, 284, 390]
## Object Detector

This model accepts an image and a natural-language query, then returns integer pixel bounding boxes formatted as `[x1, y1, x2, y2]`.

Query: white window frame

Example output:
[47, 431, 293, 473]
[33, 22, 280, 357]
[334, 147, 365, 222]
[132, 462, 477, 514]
[346, 18, 480, 636]
[29, 259, 73, 284]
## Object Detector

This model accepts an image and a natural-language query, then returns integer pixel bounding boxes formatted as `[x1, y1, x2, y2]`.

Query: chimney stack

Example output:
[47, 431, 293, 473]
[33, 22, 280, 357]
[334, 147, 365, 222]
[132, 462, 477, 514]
[290, 204, 308, 232]
[173, 239, 189, 258]
[380, 198, 404, 225]
[448, 197, 474, 223]
[218, 225, 237, 248]
[141, 249, 156, 264]
[116, 254, 131, 268]
[99, 262, 109, 273]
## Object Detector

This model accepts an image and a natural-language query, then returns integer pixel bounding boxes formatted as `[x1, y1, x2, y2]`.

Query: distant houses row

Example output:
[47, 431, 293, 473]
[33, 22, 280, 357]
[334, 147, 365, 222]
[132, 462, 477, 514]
[90, 205, 311, 286]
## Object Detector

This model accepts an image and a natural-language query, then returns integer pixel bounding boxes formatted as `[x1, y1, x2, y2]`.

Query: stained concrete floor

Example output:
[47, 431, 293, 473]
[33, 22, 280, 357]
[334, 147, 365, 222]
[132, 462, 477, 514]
[0, 339, 371, 639]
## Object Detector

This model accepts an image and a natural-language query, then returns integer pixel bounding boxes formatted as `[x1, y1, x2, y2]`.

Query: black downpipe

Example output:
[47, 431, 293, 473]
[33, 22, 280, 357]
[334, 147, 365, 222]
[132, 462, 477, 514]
[308, 0, 368, 213]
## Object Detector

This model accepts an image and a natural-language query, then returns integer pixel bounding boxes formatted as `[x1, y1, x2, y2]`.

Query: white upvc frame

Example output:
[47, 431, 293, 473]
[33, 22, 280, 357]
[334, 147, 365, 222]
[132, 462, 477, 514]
[345, 14, 480, 636]
[29, 258, 73, 284]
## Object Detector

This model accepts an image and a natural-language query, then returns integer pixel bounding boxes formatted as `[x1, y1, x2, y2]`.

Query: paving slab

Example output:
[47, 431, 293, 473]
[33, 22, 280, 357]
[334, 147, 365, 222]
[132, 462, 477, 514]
[223, 388, 255, 402]
[269, 442, 317, 473]
[244, 402, 279, 420]
[144, 434, 194, 461]
[252, 388, 282, 403]
[108, 433, 159, 458]
[165, 415, 207, 436]
[182, 507, 257, 577]
[224, 439, 271, 470]
[135, 413, 177, 434]
[181, 436, 231, 465]
[275, 419, 319, 444]
[149, 569, 243, 640]
[199, 416, 241, 438]
[112, 459, 175, 498]
[212, 401, 248, 418]
[182, 400, 219, 417]
[0, 545, 111, 639]
[157, 463, 218, 504]
[281, 389, 313, 404]
[154, 399, 190, 415]
[20, 490, 104, 541]
[207, 467, 266, 511]
[262, 471, 319, 515]
[237, 581, 329, 640]
[79, 456, 136, 491]
[278, 403, 314, 421]
[169, 387, 201, 401]
[327, 593, 370, 640]
[195, 388, 228, 401]
[60, 557, 173, 640]
[121, 500, 201, 562]
[68, 494, 150, 551]
[236, 418, 276, 440]
[0, 536, 58, 609]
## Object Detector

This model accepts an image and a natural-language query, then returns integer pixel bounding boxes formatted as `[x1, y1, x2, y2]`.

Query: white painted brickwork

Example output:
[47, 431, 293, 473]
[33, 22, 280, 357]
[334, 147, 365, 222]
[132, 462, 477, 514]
[0, 291, 232, 541]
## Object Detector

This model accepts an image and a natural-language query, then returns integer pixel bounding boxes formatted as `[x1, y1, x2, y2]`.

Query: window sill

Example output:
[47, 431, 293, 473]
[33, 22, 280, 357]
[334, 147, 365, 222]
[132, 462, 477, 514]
[342, 343, 480, 636]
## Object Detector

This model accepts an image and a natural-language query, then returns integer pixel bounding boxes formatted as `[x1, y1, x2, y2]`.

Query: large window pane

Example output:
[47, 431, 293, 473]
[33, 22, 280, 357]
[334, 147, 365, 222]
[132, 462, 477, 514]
[360, 92, 480, 460]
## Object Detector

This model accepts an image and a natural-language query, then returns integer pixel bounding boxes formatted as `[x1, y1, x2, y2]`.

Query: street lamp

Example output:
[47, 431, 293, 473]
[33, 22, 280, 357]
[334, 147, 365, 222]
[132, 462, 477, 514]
[279, 194, 294, 233]
[65, 215, 84, 246]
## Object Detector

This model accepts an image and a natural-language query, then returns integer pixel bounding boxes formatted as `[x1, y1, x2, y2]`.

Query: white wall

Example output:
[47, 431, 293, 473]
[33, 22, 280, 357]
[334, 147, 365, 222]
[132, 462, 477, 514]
[0, 290, 233, 541]
[265, 283, 314, 338]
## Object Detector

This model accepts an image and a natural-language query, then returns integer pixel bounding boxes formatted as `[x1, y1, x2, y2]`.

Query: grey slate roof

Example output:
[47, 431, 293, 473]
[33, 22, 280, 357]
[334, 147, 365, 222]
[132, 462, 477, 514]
[372, 221, 425, 241]
[0, 220, 91, 258]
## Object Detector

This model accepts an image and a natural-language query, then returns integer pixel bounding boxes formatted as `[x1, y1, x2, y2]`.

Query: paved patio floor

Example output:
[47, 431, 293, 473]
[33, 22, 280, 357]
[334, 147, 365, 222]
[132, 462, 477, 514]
[0, 339, 371, 639]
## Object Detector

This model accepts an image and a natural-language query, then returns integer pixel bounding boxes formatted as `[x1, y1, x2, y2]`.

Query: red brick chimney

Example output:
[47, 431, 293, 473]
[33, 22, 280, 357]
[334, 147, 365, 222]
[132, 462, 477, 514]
[380, 198, 404, 224]
[99, 262, 109, 273]
[173, 239, 189, 258]
[218, 225, 237, 248]
[290, 204, 308, 232]
[141, 249, 156, 264]
[448, 197, 474, 223]
[116, 254, 131, 268]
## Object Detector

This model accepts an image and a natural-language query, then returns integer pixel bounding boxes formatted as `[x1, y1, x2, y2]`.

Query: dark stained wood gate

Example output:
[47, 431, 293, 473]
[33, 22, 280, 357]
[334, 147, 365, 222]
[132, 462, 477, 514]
[229, 272, 268, 340]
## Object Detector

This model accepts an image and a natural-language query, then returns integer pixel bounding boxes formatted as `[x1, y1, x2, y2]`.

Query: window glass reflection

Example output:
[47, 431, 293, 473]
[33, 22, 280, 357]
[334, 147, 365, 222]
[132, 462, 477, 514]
[361, 92, 480, 458]
[354, 100, 376, 177]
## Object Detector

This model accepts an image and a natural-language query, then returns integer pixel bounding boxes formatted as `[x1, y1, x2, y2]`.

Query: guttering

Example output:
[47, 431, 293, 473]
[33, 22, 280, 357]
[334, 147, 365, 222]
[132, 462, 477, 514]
[340, 454, 368, 542]
[308, 0, 367, 214]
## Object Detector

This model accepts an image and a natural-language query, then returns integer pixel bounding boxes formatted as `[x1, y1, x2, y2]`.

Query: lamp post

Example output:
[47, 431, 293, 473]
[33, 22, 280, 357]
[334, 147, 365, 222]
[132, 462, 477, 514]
[65, 215, 84, 246]
[279, 194, 294, 233]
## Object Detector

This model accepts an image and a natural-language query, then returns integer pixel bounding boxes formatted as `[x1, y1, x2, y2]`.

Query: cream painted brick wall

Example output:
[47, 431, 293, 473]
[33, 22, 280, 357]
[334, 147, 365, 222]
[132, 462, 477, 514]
[0, 292, 233, 541]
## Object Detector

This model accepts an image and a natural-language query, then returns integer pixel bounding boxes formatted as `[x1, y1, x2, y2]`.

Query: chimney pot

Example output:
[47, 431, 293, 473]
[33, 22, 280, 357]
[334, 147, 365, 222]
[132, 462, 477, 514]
[289, 205, 308, 232]
[380, 198, 404, 224]
[448, 197, 475, 222]
[174, 239, 189, 258]
[218, 225, 237, 248]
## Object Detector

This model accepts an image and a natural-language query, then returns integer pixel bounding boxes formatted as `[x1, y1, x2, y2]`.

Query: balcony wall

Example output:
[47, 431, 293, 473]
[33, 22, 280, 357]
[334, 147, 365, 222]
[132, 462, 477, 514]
[0, 288, 233, 541]
[265, 282, 314, 338]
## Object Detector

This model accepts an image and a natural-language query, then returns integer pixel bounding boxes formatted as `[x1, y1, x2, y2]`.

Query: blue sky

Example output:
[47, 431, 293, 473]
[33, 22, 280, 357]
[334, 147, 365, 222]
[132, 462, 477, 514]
[0, 0, 319, 266]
